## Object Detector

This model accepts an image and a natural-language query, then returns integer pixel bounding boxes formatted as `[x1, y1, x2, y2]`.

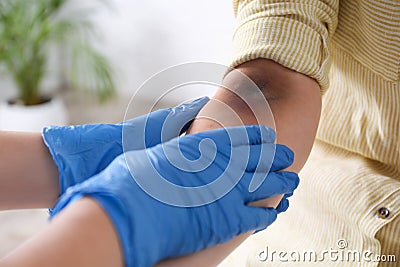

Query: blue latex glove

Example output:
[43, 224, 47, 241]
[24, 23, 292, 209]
[51, 125, 299, 267]
[42, 97, 209, 195]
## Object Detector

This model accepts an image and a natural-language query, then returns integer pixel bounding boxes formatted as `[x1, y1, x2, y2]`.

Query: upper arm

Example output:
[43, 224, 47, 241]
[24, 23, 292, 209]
[231, 0, 339, 94]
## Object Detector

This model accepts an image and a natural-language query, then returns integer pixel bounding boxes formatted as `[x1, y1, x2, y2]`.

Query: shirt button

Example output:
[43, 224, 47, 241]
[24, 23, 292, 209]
[377, 207, 390, 219]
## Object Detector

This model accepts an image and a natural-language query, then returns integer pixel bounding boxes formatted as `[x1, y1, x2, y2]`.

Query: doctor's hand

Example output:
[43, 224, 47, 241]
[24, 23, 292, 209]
[42, 97, 209, 195]
[50, 125, 299, 267]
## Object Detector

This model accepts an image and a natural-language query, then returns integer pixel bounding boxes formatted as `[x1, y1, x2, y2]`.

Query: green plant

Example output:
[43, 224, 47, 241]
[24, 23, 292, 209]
[0, 0, 115, 106]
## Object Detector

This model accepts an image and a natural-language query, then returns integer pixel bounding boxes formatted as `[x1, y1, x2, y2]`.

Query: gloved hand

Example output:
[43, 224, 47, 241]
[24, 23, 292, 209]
[43, 97, 209, 195]
[50, 125, 299, 267]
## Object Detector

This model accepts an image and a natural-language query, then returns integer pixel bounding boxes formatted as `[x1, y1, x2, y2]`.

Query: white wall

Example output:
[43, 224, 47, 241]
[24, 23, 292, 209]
[95, 0, 235, 100]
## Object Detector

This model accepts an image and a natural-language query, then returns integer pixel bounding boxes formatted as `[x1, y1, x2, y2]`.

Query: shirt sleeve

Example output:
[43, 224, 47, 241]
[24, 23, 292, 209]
[230, 0, 339, 93]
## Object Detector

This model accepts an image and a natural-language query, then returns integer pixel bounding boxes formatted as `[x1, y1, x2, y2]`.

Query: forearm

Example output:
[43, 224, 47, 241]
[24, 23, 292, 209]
[0, 197, 123, 267]
[0, 131, 59, 209]
[156, 59, 321, 266]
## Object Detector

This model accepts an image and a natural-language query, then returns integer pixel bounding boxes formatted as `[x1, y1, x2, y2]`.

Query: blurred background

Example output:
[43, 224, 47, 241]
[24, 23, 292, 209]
[0, 0, 234, 257]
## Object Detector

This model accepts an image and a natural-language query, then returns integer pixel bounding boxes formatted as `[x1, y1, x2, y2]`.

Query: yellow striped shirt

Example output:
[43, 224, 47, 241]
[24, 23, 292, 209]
[221, 0, 400, 266]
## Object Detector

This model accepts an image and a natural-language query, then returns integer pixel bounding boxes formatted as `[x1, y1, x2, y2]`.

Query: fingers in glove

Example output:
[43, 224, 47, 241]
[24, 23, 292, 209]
[165, 96, 210, 136]
[239, 206, 278, 233]
[245, 144, 294, 173]
[188, 125, 275, 149]
[123, 97, 209, 149]
[242, 171, 300, 203]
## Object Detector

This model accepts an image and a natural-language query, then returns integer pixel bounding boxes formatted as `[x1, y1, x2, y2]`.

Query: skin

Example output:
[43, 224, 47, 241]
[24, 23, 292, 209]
[0, 131, 59, 210]
[0, 198, 124, 267]
[0, 59, 321, 267]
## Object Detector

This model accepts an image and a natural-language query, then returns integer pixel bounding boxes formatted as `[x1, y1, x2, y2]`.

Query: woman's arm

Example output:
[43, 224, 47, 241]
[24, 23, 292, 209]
[0, 197, 123, 267]
[0, 131, 59, 210]
[156, 59, 322, 266]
